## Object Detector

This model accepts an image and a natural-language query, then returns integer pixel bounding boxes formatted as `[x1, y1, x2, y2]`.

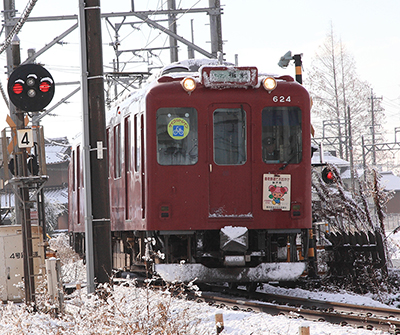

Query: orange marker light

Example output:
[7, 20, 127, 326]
[262, 77, 277, 91]
[181, 77, 196, 93]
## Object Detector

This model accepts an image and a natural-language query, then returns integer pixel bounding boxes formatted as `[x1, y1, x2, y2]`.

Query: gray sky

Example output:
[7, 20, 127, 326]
[1, 0, 399, 144]
[221, 0, 400, 141]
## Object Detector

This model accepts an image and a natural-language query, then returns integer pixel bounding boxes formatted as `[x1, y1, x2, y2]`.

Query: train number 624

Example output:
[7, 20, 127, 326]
[273, 95, 291, 103]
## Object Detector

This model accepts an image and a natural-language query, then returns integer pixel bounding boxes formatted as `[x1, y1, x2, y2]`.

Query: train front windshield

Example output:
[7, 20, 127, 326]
[156, 106, 302, 166]
[262, 107, 302, 164]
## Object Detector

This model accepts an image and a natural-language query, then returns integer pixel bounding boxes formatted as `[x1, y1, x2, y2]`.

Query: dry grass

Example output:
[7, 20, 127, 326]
[0, 234, 206, 334]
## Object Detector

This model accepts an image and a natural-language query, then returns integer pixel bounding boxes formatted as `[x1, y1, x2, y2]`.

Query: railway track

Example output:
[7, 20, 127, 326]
[188, 284, 400, 334]
[112, 276, 400, 333]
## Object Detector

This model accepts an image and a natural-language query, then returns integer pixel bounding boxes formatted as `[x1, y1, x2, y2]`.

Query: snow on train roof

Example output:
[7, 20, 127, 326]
[160, 58, 234, 76]
[106, 59, 292, 122]
[107, 59, 245, 118]
[158, 58, 279, 79]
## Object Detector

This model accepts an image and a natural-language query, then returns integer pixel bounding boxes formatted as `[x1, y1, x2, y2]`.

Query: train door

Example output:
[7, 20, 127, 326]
[208, 104, 252, 217]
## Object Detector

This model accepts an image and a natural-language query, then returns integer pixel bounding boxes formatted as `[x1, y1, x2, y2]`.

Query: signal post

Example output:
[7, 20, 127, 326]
[6, 37, 55, 305]
[9, 36, 36, 306]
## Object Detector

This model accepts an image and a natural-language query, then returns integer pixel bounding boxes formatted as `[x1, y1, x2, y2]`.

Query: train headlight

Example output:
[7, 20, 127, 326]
[262, 77, 277, 92]
[181, 77, 196, 93]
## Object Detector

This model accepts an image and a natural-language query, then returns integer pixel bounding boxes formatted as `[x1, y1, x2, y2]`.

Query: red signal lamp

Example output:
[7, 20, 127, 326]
[322, 167, 335, 184]
[12, 83, 23, 94]
[39, 81, 51, 93]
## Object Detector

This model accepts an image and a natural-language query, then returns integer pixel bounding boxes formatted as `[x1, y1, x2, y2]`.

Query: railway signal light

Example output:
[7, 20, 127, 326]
[27, 155, 39, 175]
[7, 64, 55, 112]
[322, 167, 335, 184]
[8, 154, 39, 176]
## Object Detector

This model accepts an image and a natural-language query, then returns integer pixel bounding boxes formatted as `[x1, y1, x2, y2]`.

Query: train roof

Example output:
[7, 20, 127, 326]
[156, 58, 281, 80]
[159, 58, 234, 76]
[106, 58, 300, 123]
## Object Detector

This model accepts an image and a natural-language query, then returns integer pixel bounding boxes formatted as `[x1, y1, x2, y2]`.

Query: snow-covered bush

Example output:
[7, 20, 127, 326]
[0, 234, 206, 334]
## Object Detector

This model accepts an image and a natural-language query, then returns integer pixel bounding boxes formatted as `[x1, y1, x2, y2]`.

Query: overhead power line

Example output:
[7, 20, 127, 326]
[0, 0, 38, 56]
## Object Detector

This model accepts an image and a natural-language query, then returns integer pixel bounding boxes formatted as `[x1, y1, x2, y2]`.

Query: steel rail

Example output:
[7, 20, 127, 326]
[191, 285, 400, 334]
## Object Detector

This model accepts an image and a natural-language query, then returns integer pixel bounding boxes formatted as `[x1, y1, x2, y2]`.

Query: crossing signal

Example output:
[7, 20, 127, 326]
[322, 167, 335, 184]
[7, 64, 55, 112]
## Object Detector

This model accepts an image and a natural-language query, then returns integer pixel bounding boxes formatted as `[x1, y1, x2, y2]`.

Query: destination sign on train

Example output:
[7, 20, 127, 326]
[201, 66, 258, 88]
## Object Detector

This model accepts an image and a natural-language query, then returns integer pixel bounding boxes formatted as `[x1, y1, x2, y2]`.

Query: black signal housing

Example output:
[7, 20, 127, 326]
[7, 64, 55, 112]
[322, 167, 335, 184]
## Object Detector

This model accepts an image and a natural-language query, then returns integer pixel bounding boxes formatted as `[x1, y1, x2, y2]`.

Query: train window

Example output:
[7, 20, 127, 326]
[114, 124, 122, 178]
[213, 108, 247, 165]
[134, 114, 139, 172]
[72, 150, 75, 192]
[156, 107, 198, 165]
[76, 145, 81, 188]
[106, 128, 110, 178]
[124, 116, 131, 172]
[262, 107, 302, 164]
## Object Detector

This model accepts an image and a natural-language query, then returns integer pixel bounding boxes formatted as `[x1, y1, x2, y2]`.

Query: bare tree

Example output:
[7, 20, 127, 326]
[306, 24, 385, 164]
[44, 199, 67, 233]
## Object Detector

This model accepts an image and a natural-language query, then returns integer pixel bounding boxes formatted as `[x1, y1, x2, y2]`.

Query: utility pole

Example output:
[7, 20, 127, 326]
[337, 110, 344, 160]
[3, 0, 15, 80]
[167, 0, 178, 63]
[188, 19, 195, 59]
[79, 0, 111, 293]
[369, 89, 382, 165]
[208, 0, 223, 57]
[362, 135, 366, 181]
[347, 106, 354, 192]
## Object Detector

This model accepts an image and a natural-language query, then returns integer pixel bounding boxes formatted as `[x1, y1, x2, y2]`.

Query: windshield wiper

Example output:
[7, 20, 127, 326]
[279, 153, 298, 170]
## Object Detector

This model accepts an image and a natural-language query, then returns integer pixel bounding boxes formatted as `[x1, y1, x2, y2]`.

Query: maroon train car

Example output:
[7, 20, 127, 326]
[69, 59, 313, 284]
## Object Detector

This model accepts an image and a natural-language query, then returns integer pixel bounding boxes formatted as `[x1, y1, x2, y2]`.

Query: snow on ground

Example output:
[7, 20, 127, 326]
[0, 281, 394, 335]
[259, 282, 392, 308]
[1, 233, 400, 334]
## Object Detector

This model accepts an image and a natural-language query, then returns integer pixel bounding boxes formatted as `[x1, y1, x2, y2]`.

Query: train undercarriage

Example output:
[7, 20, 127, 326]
[70, 227, 314, 284]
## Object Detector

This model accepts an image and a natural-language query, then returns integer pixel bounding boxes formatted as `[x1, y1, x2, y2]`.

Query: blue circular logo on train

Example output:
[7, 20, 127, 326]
[168, 118, 190, 140]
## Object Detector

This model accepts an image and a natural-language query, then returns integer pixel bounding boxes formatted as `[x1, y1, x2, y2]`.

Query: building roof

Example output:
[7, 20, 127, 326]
[45, 186, 69, 204]
[312, 152, 350, 167]
[340, 168, 365, 180]
[340, 170, 400, 191]
[380, 171, 400, 191]
[0, 186, 68, 208]
[44, 137, 71, 165]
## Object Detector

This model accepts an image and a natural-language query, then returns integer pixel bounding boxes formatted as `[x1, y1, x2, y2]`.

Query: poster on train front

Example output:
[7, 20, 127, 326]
[262, 174, 291, 211]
